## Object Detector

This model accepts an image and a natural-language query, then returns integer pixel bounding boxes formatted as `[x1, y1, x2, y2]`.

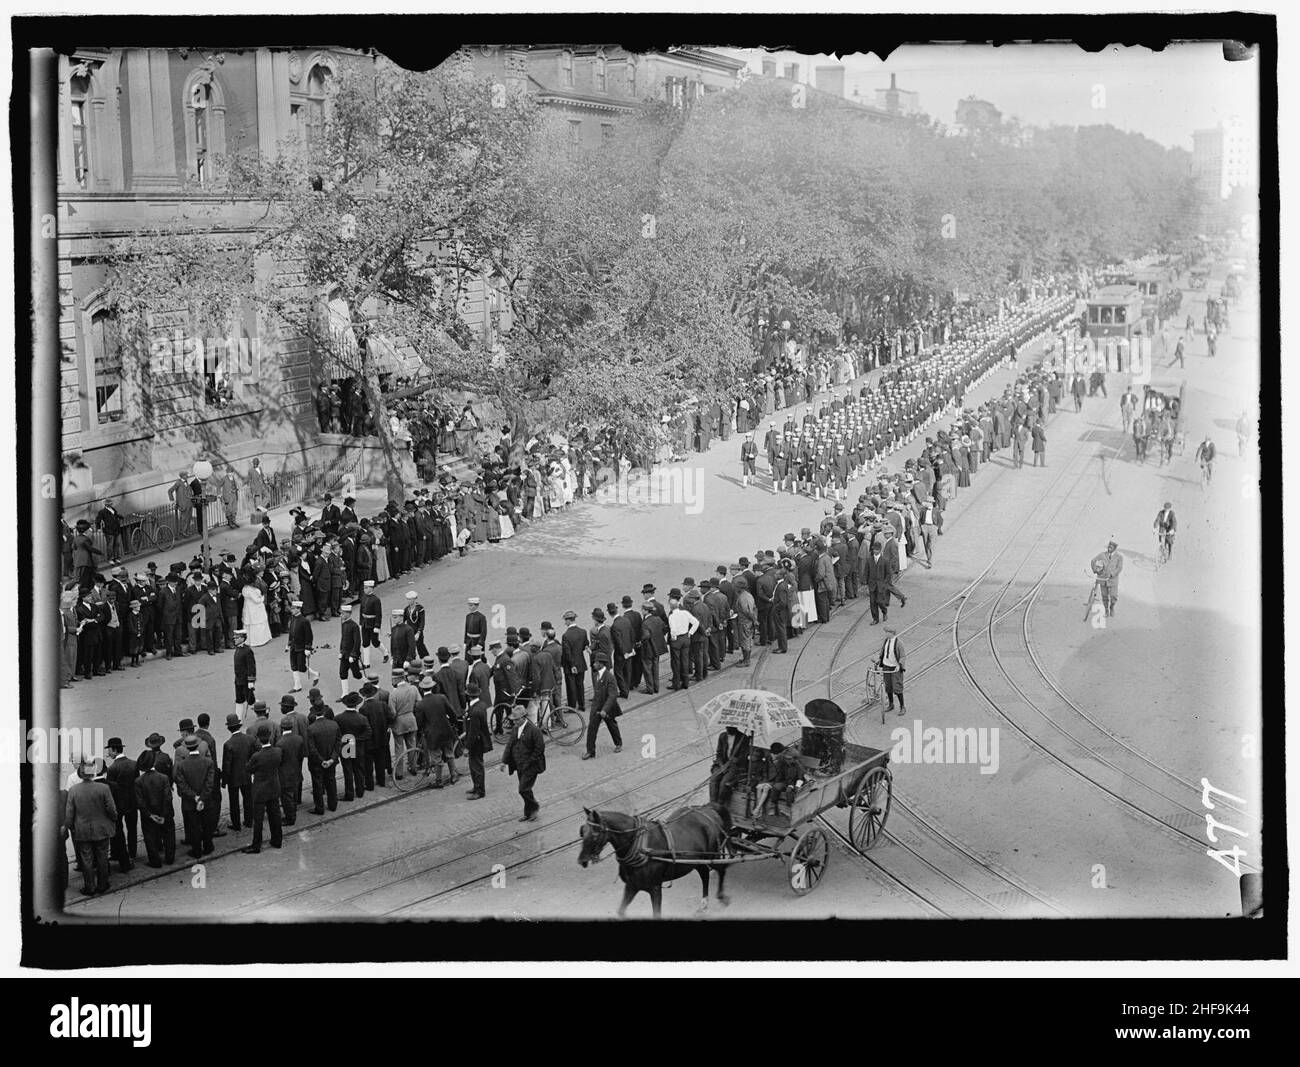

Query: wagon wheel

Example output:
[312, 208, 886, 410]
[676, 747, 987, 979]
[787, 826, 829, 896]
[848, 767, 892, 853]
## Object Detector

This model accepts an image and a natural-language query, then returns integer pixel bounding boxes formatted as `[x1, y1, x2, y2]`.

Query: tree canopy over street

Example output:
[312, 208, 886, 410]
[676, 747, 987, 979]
[99, 52, 1199, 488]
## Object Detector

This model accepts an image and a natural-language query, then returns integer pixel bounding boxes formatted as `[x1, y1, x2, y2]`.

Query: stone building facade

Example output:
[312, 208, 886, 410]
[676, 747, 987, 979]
[56, 44, 748, 516]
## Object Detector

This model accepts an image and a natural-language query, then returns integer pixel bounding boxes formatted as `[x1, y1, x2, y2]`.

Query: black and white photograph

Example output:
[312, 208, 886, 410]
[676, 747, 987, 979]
[9, 7, 1287, 989]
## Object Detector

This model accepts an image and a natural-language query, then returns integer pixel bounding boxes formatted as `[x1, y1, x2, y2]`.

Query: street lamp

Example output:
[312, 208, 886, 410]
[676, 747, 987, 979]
[192, 458, 213, 568]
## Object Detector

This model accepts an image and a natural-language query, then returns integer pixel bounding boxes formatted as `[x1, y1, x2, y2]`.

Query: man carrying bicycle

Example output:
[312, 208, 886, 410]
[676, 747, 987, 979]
[1153, 502, 1177, 561]
[1195, 435, 1217, 486]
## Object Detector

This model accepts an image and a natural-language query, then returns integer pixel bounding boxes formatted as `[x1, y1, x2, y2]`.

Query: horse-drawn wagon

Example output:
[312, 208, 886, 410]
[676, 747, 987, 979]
[578, 692, 893, 915]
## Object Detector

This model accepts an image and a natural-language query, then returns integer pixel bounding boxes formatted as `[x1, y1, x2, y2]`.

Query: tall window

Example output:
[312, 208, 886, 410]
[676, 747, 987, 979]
[190, 79, 212, 185]
[304, 64, 330, 149]
[594, 50, 607, 92]
[567, 119, 582, 152]
[88, 310, 124, 425]
[70, 75, 91, 188]
[559, 50, 574, 89]
[785, 63, 800, 81]
[601, 122, 615, 143]
[761, 59, 776, 77]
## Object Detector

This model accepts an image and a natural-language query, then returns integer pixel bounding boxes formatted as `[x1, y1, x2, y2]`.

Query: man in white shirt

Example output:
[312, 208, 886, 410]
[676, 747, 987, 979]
[875, 625, 906, 716]
[666, 591, 699, 692]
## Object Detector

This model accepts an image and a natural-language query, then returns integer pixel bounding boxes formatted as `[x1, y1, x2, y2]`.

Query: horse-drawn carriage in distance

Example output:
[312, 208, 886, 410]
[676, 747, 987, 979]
[578, 692, 893, 916]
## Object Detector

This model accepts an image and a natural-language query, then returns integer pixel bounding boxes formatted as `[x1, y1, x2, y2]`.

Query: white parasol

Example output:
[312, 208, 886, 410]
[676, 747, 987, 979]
[696, 689, 813, 747]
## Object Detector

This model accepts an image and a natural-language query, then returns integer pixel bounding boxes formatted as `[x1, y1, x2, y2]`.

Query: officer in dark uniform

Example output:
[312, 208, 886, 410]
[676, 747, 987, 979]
[338, 603, 363, 700]
[232, 629, 256, 722]
[288, 599, 316, 692]
[463, 595, 488, 653]
[404, 590, 429, 659]
[357, 580, 386, 670]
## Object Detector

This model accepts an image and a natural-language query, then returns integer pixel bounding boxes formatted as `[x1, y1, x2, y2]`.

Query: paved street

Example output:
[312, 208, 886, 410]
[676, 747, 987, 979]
[64, 270, 1259, 922]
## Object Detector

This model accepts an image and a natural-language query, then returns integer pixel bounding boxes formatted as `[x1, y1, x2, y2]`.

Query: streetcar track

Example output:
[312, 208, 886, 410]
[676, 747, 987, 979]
[953, 549, 1263, 874]
[1021, 581, 1256, 824]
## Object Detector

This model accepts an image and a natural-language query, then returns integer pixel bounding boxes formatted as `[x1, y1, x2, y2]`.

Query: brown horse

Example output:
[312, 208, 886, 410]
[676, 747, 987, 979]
[578, 802, 733, 918]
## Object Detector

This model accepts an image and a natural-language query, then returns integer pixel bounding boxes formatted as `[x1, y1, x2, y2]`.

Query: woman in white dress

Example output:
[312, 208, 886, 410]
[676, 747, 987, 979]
[372, 526, 390, 583]
[240, 579, 273, 647]
[495, 493, 515, 539]
[561, 453, 576, 506]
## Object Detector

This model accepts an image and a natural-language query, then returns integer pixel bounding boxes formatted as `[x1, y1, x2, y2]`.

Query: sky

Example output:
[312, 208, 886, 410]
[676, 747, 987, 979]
[715, 42, 1259, 153]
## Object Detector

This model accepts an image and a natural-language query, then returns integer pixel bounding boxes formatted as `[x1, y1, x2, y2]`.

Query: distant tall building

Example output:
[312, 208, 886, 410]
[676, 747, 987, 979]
[1192, 117, 1256, 234]
[1193, 118, 1255, 201]
[955, 95, 1001, 131]
[875, 73, 920, 116]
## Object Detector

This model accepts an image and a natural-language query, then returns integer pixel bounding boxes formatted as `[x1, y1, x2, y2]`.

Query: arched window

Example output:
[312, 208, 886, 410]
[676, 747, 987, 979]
[559, 50, 574, 89]
[303, 64, 331, 149]
[87, 308, 125, 425]
[594, 50, 608, 93]
[183, 68, 227, 187]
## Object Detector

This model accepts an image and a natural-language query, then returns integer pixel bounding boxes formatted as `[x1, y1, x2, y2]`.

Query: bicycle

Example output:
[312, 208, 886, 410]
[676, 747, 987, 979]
[390, 735, 432, 792]
[126, 512, 175, 556]
[1200, 460, 1214, 492]
[865, 666, 884, 723]
[531, 691, 586, 747]
[1154, 530, 1172, 568]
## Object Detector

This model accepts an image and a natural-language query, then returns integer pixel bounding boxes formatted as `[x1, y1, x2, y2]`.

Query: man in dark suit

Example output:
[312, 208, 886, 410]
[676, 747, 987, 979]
[159, 574, 185, 659]
[358, 680, 389, 790]
[560, 611, 589, 711]
[95, 497, 126, 563]
[608, 606, 635, 699]
[708, 727, 751, 806]
[620, 596, 644, 691]
[639, 602, 668, 694]
[501, 705, 545, 821]
[589, 608, 612, 669]
[195, 713, 225, 841]
[66, 758, 118, 894]
[306, 707, 341, 814]
[173, 736, 215, 859]
[103, 738, 137, 872]
[334, 691, 371, 801]
[434, 647, 466, 724]
[463, 681, 493, 800]
[222, 713, 255, 832]
[859, 540, 893, 625]
[277, 721, 306, 825]
[320, 492, 342, 535]
[413, 678, 460, 788]
[242, 725, 284, 853]
[582, 652, 624, 760]
[133, 750, 175, 868]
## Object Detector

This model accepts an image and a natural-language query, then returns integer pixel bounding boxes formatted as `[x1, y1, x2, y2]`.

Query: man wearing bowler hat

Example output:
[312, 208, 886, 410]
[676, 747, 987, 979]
[222, 711, 255, 832]
[501, 704, 545, 821]
[583, 651, 624, 760]
[242, 724, 283, 854]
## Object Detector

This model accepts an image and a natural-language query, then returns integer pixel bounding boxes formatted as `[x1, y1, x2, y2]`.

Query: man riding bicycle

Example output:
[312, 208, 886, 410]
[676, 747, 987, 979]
[1195, 435, 1217, 486]
[1153, 502, 1177, 561]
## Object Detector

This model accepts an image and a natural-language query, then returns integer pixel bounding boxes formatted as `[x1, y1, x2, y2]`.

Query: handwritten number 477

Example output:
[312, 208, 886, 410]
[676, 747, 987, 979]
[1202, 778, 1248, 877]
